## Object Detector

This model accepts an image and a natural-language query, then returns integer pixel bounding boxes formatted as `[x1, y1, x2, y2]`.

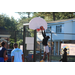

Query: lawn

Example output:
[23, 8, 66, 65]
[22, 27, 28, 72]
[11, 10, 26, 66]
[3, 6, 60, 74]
[49, 55, 75, 62]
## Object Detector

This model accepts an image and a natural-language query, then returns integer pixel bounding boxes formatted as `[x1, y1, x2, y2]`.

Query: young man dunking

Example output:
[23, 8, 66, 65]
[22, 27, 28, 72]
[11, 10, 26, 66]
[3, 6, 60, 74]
[41, 28, 50, 62]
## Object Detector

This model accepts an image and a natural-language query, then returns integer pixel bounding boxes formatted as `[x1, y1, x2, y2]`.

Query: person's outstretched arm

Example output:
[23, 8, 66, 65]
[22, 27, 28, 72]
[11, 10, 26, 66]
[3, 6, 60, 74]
[42, 30, 46, 38]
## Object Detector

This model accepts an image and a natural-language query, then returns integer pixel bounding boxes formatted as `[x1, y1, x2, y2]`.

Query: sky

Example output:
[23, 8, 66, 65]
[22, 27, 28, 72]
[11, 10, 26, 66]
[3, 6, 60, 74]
[0, 12, 31, 21]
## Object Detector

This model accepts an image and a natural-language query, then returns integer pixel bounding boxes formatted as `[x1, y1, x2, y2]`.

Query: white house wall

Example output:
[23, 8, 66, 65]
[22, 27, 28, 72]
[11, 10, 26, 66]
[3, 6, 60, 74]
[72, 21, 75, 33]
[52, 25, 56, 33]
[72, 21, 75, 40]
[64, 21, 73, 33]
[64, 22, 72, 40]
[52, 21, 75, 41]
[52, 24, 64, 41]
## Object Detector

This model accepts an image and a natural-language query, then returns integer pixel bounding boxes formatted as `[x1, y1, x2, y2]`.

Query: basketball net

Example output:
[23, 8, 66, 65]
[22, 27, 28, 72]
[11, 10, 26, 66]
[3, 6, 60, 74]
[36, 26, 44, 35]
[37, 29, 42, 35]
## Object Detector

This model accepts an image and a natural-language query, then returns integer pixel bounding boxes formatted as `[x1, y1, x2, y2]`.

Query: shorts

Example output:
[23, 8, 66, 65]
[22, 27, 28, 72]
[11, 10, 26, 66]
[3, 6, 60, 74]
[44, 46, 49, 53]
[0, 57, 4, 62]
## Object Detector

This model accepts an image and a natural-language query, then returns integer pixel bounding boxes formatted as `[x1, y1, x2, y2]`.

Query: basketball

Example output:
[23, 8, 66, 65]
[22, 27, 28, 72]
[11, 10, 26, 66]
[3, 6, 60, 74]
[40, 26, 44, 30]
[4, 55, 8, 61]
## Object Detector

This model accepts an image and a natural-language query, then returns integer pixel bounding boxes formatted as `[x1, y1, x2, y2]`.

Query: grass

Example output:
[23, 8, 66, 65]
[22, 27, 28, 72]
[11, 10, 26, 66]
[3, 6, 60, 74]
[49, 55, 75, 62]
[50, 55, 61, 61]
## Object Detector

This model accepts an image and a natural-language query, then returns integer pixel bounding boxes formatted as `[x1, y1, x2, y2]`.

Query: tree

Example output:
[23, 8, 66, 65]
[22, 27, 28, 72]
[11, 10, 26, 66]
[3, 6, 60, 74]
[53, 12, 55, 21]
[32, 12, 53, 21]
[33, 12, 75, 21]
[0, 15, 6, 26]
[16, 12, 34, 21]
[0, 14, 19, 40]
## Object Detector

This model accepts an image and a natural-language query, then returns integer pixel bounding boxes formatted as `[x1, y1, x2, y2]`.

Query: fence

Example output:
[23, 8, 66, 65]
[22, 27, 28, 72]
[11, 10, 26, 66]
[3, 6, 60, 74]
[0, 28, 75, 62]
[45, 32, 75, 61]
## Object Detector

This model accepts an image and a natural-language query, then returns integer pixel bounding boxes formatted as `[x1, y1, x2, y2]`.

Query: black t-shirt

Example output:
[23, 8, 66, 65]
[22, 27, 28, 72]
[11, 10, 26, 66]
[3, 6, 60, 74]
[0, 47, 7, 57]
[62, 52, 67, 62]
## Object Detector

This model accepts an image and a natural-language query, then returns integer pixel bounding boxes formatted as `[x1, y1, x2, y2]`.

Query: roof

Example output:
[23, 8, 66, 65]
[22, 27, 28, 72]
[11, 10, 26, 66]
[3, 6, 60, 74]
[47, 18, 75, 23]
[23, 23, 29, 26]
[0, 27, 10, 35]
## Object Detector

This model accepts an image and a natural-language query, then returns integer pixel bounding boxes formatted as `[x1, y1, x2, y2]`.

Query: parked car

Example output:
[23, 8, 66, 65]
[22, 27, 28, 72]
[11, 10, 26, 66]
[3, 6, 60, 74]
[25, 50, 47, 62]
[25, 51, 33, 62]
[7, 49, 13, 62]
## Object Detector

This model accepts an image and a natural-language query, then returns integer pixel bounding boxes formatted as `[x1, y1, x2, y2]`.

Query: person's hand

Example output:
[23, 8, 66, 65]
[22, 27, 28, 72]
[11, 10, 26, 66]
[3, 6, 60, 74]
[4, 55, 8, 61]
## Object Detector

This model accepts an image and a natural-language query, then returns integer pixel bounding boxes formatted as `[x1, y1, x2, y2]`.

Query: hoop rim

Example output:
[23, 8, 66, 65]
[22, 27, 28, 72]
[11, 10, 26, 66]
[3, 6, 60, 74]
[36, 28, 44, 31]
[36, 28, 41, 32]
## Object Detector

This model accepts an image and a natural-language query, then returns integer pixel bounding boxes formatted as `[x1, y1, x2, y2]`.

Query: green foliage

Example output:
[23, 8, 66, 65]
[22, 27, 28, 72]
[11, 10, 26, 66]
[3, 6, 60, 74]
[32, 12, 75, 21]
[9, 38, 15, 48]
[0, 14, 19, 45]
[29, 29, 34, 37]
[16, 39, 23, 47]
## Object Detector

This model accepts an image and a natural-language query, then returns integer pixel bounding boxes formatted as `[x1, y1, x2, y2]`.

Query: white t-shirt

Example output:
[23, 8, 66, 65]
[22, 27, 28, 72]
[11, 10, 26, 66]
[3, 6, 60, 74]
[11, 48, 23, 62]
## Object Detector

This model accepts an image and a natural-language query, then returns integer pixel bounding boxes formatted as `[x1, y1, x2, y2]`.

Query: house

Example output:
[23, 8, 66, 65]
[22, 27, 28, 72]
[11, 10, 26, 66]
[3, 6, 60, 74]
[0, 27, 11, 49]
[37, 18, 75, 55]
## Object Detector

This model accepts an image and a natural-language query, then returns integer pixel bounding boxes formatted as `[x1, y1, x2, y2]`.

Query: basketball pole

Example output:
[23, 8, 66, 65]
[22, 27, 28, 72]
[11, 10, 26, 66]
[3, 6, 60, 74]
[23, 26, 26, 62]
[33, 30, 36, 62]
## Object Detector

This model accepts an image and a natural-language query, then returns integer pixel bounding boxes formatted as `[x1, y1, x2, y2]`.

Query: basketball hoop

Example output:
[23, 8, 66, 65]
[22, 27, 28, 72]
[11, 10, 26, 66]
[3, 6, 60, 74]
[36, 26, 44, 35]
[29, 17, 47, 30]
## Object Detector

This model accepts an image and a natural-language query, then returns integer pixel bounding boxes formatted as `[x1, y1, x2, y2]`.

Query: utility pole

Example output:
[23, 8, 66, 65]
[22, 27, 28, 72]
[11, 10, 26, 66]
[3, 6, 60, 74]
[23, 26, 26, 62]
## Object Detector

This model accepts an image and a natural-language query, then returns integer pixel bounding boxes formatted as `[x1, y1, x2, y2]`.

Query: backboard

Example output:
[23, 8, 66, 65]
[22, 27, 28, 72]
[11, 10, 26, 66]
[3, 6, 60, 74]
[29, 17, 47, 30]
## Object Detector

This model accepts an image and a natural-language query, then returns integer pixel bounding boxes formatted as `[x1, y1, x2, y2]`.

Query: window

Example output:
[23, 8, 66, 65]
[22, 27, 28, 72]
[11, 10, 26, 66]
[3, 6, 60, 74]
[56, 25, 62, 33]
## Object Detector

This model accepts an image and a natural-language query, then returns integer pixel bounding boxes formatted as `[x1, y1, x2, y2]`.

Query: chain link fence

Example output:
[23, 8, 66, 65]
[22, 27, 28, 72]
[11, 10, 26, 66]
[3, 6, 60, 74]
[0, 28, 75, 62]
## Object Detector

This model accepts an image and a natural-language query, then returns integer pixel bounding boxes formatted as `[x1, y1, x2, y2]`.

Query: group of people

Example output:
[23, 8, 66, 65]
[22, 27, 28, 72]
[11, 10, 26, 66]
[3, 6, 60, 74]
[0, 27, 67, 62]
[0, 42, 24, 62]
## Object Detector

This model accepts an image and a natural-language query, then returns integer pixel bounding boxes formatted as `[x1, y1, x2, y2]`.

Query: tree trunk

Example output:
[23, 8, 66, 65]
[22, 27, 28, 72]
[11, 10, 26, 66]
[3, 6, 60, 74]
[53, 12, 55, 21]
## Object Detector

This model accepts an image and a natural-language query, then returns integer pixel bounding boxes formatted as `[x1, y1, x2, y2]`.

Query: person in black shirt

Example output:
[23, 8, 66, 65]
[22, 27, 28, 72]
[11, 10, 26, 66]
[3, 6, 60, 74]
[42, 30, 50, 45]
[0, 42, 8, 62]
[41, 29, 50, 62]
[59, 48, 67, 62]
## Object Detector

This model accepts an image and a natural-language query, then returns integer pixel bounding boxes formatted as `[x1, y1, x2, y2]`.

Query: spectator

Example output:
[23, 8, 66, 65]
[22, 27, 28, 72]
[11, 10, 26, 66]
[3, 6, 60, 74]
[0, 42, 8, 62]
[59, 48, 67, 62]
[11, 43, 24, 62]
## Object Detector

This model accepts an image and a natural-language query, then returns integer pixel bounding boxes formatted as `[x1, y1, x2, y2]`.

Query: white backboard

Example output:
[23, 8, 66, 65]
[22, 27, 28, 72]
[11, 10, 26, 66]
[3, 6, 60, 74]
[29, 17, 47, 30]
